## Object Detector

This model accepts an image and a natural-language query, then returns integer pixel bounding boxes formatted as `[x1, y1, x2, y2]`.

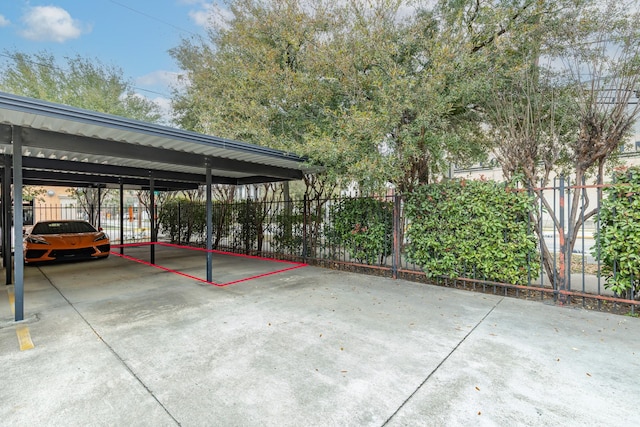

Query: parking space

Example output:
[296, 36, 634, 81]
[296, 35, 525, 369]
[112, 243, 307, 286]
[1, 251, 639, 426]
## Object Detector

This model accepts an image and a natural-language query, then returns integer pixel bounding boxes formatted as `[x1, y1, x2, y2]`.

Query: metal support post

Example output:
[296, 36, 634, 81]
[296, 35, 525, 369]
[150, 175, 155, 265]
[206, 163, 213, 282]
[119, 179, 124, 254]
[392, 191, 401, 279]
[97, 186, 102, 229]
[12, 126, 25, 321]
[3, 155, 12, 285]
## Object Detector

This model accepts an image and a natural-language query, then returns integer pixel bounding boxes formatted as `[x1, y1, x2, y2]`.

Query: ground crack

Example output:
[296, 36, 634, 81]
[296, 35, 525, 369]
[39, 267, 181, 426]
[381, 297, 505, 426]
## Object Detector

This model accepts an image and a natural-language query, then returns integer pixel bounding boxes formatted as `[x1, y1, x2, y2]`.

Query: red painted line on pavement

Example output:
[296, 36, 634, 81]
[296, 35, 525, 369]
[220, 264, 308, 286]
[110, 243, 307, 287]
[112, 242, 306, 265]
[111, 252, 224, 286]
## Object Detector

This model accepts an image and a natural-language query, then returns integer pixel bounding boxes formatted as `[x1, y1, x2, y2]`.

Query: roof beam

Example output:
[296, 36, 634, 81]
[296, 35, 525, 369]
[21, 128, 304, 180]
[22, 157, 207, 183]
[21, 170, 204, 190]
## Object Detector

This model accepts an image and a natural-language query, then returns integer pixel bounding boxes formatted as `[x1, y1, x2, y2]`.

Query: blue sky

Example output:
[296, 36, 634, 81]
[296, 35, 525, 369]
[0, 1, 221, 115]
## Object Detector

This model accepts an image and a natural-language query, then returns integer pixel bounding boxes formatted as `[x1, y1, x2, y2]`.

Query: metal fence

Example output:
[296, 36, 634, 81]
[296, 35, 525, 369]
[25, 204, 153, 243]
[27, 181, 639, 314]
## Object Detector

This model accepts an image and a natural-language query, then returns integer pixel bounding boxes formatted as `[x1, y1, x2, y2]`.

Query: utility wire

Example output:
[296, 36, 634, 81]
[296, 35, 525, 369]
[106, 0, 201, 38]
[0, 52, 173, 98]
[1, 0, 206, 98]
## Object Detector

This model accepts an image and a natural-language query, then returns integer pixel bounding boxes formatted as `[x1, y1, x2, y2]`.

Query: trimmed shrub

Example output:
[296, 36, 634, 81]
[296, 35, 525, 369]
[327, 197, 393, 265]
[592, 166, 640, 299]
[158, 199, 205, 243]
[404, 179, 538, 285]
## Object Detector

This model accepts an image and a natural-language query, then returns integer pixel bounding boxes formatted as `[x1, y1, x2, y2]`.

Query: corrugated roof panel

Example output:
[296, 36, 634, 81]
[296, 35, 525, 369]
[0, 92, 322, 186]
[0, 91, 321, 188]
[0, 91, 313, 169]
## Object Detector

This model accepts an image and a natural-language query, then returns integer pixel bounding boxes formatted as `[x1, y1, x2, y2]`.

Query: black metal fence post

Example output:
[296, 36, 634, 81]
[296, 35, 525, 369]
[392, 192, 401, 279]
[119, 181, 124, 253]
[177, 201, 181, 245]
[558, 175, 568, 305]
[97, 187, 102, 230]
[302, 194, 308, 263]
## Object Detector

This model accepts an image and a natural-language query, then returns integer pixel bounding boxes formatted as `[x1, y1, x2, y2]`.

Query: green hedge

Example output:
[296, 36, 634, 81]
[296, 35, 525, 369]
[327, 197, 393, 265]
[404, 179, 539, 285]
[592, 167, 640, 298]
[158, 199, 231, 246]
[158, 199, 205, 243]
[273, 201, 305, 254]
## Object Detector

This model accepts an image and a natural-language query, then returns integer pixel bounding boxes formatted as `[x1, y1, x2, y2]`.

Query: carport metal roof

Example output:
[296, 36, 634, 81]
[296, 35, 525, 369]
[0, 91, 314, 189]
[0, 91, 319, 322]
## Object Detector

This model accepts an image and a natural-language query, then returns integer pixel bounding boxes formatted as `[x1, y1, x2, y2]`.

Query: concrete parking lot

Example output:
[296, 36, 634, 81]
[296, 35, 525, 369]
[1, 245, 639, 426]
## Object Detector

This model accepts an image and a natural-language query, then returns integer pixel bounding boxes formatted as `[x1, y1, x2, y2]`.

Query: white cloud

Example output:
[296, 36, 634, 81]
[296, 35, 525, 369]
[133, 72, 180, 124]
[0, 14, 10, 27]
[20, 6, 89, 43]
[151, 97, 173, 120]
[135, 70, 181, 88]
[126, 92, 173, 124]
[188, 8, 210, 28]
[187, 2, 231, 29]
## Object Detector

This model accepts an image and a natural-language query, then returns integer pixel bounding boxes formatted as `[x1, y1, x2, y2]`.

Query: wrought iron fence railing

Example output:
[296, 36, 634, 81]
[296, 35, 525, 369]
[24, 179, 639, 314]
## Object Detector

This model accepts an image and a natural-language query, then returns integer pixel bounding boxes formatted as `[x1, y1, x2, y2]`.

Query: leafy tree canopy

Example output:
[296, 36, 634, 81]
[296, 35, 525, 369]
[170, 0, 500, 193]
[170, 0, 638, 195]
[0, 50, 161, 122]
[0, 50, 163, 209]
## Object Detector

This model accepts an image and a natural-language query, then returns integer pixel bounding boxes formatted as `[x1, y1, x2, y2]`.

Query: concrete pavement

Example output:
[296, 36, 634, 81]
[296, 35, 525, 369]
[1, 245, 639, 426]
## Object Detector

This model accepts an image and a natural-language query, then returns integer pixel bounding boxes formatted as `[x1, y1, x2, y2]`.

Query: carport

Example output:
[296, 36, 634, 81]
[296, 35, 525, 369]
[0, 91, 314, 322]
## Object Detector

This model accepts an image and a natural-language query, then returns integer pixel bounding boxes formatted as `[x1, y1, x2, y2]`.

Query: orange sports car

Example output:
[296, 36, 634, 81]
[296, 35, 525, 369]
[24, 220, 111, 264]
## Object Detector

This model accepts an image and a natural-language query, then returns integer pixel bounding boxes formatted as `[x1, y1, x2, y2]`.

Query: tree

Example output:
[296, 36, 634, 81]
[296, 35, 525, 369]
[338, 2, 490, 192]
[66, 187, 113, 226]
[0, 50, 163, 219]
[171, 0, 344, 195]
[23, 186, 47, 203]
[135, 189, 172, 238]
[0, 50, 161, 121]
[171, 0, 492, 194]
[483, 0, 640, 297]
[172, 0, 590, 194]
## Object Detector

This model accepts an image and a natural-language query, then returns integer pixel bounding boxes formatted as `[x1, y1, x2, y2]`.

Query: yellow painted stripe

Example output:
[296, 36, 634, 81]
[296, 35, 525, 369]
[16, 326, 35, 351]
[7, 287, 15, 315]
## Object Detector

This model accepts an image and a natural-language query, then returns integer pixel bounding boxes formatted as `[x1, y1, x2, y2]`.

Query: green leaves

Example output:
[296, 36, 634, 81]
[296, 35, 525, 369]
[158, 199, 207, 244]
[592, 167, 640, 297]
[158, 199, 233, 246]
[0, 50, 161, 123]
[169, 0, 496, 193]
[327, 197, 394, 265]
[405, 178, 539, 285]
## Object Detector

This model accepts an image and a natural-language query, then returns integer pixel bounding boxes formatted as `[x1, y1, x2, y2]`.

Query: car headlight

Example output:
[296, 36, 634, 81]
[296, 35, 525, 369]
[25, 236, 51, 245]
[93, 233, 108, 242]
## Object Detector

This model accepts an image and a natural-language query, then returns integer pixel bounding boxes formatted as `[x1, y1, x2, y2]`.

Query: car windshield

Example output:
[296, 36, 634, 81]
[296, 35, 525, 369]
[31, 221, 97, 235]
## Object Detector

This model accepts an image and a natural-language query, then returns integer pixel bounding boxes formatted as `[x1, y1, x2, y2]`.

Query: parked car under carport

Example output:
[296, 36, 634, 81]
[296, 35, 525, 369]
[23, 220, 110, 264]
